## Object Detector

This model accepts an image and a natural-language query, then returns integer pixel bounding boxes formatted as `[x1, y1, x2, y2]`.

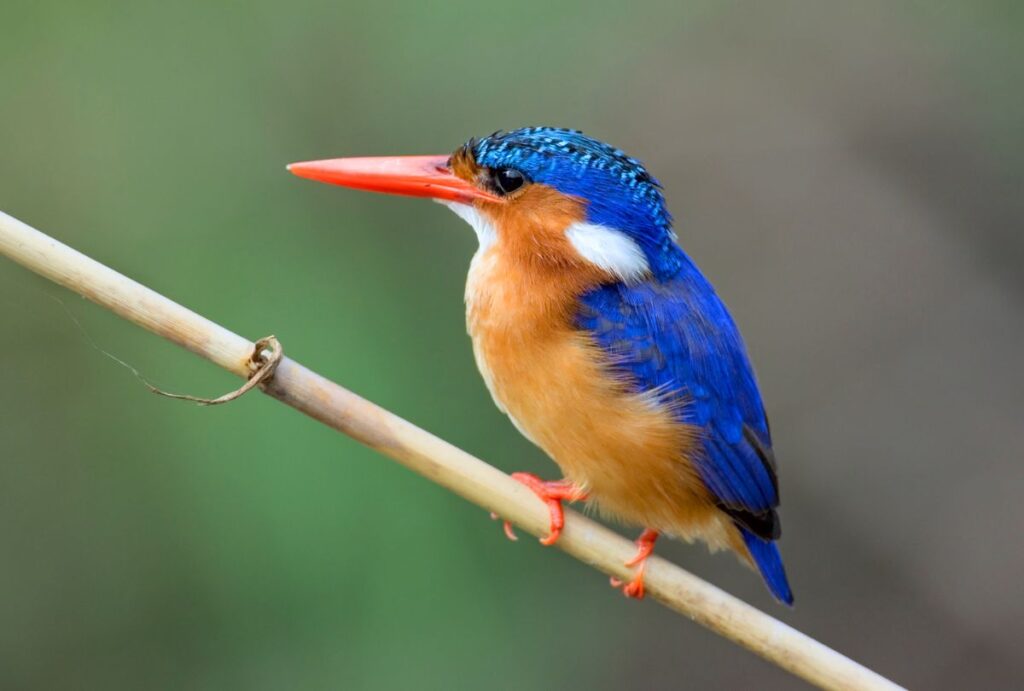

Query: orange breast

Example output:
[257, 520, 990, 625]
[466, 242, 732, 546]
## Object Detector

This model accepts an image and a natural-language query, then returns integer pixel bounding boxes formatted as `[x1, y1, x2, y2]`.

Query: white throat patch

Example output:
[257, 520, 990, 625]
[441, 201, 497, 251]
[565, 221, 650, 283]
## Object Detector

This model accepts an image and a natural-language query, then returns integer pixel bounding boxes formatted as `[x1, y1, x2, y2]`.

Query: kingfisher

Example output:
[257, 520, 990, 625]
[288, 127, 793, 605]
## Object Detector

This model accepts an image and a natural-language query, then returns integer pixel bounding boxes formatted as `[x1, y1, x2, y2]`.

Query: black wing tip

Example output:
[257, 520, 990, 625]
[721, 504, 781, 541]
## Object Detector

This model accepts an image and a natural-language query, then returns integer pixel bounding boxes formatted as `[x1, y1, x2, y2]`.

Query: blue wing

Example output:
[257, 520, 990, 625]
[577, 255, 795, 604]
[576, 254, 780, 539]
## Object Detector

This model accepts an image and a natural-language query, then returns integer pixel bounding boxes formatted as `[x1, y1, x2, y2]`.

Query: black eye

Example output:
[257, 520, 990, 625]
[492, 168, 526, 195]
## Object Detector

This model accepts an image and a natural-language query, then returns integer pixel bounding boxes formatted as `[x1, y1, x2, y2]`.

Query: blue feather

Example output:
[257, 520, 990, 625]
[576, 252, 791, 599]
[576, 253, 778, 517]
[741, 528, 793, 605]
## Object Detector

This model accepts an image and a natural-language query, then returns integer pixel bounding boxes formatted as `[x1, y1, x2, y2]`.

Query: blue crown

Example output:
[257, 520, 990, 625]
[468, 127, 683, 279]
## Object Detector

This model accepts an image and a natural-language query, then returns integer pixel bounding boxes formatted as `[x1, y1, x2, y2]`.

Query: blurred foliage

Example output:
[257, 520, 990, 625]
[2, 1, 1022, 689]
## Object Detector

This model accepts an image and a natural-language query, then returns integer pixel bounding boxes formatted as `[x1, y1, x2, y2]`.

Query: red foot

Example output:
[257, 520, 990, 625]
[498, 472, 587, 546]
[610, 529, 659, 599]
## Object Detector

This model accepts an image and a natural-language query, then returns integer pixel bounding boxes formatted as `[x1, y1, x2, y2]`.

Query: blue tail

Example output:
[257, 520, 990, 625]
[741, 528, 794, 606]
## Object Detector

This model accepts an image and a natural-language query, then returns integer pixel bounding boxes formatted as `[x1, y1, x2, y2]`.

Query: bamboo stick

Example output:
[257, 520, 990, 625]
[0, 209, 903, 691]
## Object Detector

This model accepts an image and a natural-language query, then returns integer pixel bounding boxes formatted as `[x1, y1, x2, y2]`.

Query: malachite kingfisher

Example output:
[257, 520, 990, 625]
[288, 127, 793, 605]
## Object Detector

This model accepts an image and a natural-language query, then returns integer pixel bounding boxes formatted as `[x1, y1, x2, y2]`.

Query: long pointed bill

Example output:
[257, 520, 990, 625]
[287, 155, 501, 204]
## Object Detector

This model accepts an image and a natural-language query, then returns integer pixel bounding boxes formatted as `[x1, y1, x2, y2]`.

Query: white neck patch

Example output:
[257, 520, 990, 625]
[565, 221, 650, 283]
[441, 201, 497, 251]
[441, 203, 650, 283]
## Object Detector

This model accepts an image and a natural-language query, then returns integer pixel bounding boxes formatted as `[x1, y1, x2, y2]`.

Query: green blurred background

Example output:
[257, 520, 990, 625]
[2, 2, 1023, 688]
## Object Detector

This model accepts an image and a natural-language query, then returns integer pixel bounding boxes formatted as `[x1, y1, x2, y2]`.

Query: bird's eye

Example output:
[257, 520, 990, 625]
[492, 168, 527, 195]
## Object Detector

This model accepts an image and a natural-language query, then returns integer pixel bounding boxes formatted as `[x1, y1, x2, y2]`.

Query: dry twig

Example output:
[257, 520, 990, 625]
[0, 210, 903, 691]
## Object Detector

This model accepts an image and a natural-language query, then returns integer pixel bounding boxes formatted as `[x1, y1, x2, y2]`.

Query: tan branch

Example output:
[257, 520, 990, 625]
[0, 210, 903, 691]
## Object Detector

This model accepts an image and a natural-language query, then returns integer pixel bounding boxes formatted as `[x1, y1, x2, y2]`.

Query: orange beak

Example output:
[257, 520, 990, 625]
[286, 155, 501, 204]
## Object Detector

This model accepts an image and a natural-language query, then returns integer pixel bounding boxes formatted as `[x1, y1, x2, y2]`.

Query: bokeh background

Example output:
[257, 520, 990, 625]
[2, 2, 1022, 688]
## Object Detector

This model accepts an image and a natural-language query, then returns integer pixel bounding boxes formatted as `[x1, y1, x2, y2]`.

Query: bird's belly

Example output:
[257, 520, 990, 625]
[470, 325, 720, 538]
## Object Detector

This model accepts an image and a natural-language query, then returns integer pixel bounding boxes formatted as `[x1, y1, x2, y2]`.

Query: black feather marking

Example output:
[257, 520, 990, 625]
[720, 504, 781, 541]
[743, 423, 779, 499]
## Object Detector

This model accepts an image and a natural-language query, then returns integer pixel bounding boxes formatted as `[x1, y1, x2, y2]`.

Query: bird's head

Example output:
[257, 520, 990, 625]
[289, 127, 682, 281]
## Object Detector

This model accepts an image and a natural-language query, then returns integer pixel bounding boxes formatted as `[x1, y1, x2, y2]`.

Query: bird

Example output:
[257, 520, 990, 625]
[287, 127, 793, 605]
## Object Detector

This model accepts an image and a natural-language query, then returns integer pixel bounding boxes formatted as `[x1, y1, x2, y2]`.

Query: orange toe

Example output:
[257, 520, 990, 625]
[622, 573, 647, 599]
[501, 472, 588, 545]
[612, 529, 659, 599]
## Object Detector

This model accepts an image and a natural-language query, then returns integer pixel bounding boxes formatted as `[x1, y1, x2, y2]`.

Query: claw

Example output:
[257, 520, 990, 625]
[490, 512, 520, 541]
[499, 472, 587, 545]
[611, 529, 659, 599]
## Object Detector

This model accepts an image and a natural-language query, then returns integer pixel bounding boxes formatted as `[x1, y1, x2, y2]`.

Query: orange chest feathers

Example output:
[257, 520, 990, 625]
[464, 246, 718, 538]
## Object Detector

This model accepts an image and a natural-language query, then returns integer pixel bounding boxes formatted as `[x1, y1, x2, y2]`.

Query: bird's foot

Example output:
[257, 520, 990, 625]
[496, 472, 587, 546]
[610, 529, 660, 599]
